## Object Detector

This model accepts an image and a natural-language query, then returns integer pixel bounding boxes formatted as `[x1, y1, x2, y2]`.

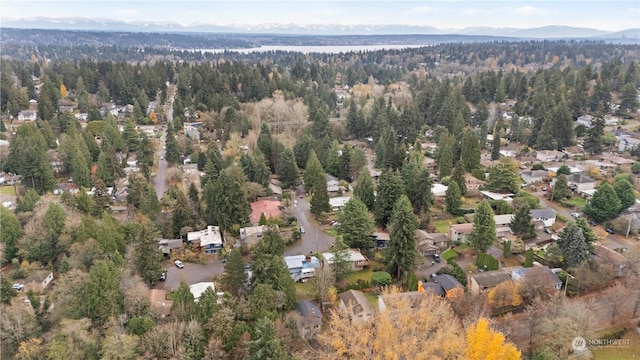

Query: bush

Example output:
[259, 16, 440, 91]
[372, 271, 392, 286]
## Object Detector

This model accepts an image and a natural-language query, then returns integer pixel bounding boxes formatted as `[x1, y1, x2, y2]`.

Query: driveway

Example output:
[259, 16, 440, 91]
[157, 255, 226, 291]
[284, 188, 336, 256]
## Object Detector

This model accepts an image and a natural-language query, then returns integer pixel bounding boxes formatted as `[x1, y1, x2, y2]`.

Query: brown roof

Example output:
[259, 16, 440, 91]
[415, 230, 449, 244]
[25, 270, 52, 284]
[470, 270, 512, 289]
[593, 244, 627, 267]
[449, 223, 474, 234]
[339, 290, 372, 315]
[249, 199, 282, 224]
[149, 289, 173, 317]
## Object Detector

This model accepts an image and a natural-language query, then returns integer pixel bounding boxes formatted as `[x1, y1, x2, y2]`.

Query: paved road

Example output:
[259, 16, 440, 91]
[284, 188, 336, 256]
[153, 91, 174, 199]
[158, 255, 225, 291]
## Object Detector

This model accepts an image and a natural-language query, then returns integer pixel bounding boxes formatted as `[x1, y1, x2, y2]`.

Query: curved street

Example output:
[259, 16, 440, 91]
[284, 189, 336, 256]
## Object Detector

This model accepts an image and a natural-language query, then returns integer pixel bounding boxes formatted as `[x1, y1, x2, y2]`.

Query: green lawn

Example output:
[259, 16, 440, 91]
[364, 292, 379, 309]
[0, 186, 16, 196]
[345, 268, 373, 284]
[561, 196, 587, 208]
[591, 330, 640, 360]
[295, 282, 317, 300]
[434, 219, 452, 234]
[442, 248, 458, 262]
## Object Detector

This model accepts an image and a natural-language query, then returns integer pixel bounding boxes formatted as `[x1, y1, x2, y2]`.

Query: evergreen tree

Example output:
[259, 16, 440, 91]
[0, 206, 22, 261]
[460, 127, 481, 172]
[246, 318, 291, 360]
[614, 176, 636, 210]
[387, 195, 419, 279]
[338, 144, 352, 180]
[101, 113, 125, 152]
[277, 148, 299, 189]
[550, 174, 571, 201]
[584, 183, 622, 223]
[491, 129, 501, 161]
[374, 169, 405, 228]
[220, 248, 247, 297]
[204, 166, 251, 236]
[575, 218, 598, 250]
[346, 101, 366, 139]
[509, 204, 536, 239]
[551, 100, 574, 148]
[469, 200, 496, 253]
[253, 226, 286, 256]
[330, 237, 352, 280]
[293, 134, 315, 169]
[173, 192, 196, 238]
[82, 260, 124, 326]
[250, 254, 296, 310]
[437, 133, 455, 178]
[128, 222, 163, 286]
[5, 124, 56, 194]
[304, 150, 325, 195]
[165, 125, 182, 164]
[122, 118, 139, 151]
[487, 157, 521, 194]
[310, 180, 330, 217]
[524, 249, 534, 267]
[445, 182, 462, 215]
[450, 165, 467, 196]
[354, 166, 375, 211]
[557, 223, 589, 268]
[338, 197, 375, 249]
[583, 115, 605, 155]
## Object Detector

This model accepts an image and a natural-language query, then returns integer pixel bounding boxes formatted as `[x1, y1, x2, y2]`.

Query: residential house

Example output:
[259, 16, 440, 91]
[58, 105, 74, 113]
[323, 249, 369, 272]
[378, 291, 428, 312]
[150, 289, 173, 318]
[432, 274, 465, 300]
[284, 255, 320, 282]
[183, 122, 202, 140]
[338, 290, 373, 321]
[536, 150, 564, 162]
[567, 173, 596, 193]
[423, 157, 437, 170]
[187, 225, 223, 254]
[547, 166, 582, 174]
[432, 183, 448, 197]
[189, 282, 216, 302]
[576, 115, 594, 128]
[530, 208, 556, 228]
[372, 232, 390, 248]
[239, 225, 269, 247]
[480, 191, 514, 204]
[604, 115, 620, 126]
[329, 196, 351, 211]
[449, 223, 474, 243]
[494, 214, 515, 236]
[465, 173, 486, 191]
[499, 150, 516, 158]
[249, 199, 281, 224]
[158, 238, 183, 258]
[420, 282, 446, 298]
[617, 136, 640, 153]
[17, 110, 37, 122]
[75, 113, 88, 121]
[600, 155, 635, 167]
[415, 230, 449, 256]
[24, 270, 54, 293]
[468, 270, 512, 295]
[511, 266, 562, 290]
[295, 300, 323, 336]
[327, 180, 341, 193]
[592, 244, 627, 277]
[521, 170, 548, 185]
[268, 183, 283, 197]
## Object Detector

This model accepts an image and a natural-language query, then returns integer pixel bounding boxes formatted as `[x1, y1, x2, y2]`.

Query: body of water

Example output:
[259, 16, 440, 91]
[192, 44, 429, 54]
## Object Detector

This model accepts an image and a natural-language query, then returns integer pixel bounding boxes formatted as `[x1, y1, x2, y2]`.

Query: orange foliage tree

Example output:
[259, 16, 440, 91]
[488, 280, 523, 312]
[465, 317, 521, 360]
[60, 84, 68, 98]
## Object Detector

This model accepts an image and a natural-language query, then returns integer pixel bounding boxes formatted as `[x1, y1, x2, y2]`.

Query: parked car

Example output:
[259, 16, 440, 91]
[12, 283, 24, 291]
[588, 220, 597, 226]
[243, 263, 251, 270]
[433, 254, 441, 263]
[571, 213, 581, 219]
[605, 228, 615, 234]
[174, 260, 184, 268]
[544, 228, 552, 234]
[159, 270, 167, 281]
[300, 226, 305, 234]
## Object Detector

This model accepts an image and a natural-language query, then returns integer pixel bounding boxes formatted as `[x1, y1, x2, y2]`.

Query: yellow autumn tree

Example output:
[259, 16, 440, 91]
[60, 84, 68, 98]
[319, 288, 466, 359]
[487, 280, 523, 312]
[148, 110, 158, 124]
[466, 317, 521, 360]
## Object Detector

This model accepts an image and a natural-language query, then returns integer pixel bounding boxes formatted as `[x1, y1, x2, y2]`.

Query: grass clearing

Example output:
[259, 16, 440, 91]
[0, 186, 16, 196]
[295, 282, 317, 300]
[591, 329, 640, 360]
[345, 268, 373, 284]
[434, 219, 452, 234]
[442, 248, 458, 262]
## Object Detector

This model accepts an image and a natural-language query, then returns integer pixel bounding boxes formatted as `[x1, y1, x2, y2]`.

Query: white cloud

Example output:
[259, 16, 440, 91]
[515, 5, 549, 15]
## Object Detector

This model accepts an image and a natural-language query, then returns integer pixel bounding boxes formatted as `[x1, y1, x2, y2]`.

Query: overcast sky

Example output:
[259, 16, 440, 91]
[1, 1, 638, 31]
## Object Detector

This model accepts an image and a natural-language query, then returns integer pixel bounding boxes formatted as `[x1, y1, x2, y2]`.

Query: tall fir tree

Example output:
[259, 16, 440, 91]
[450, 165, 467, 196]
[204, 166, 251, 237]
[460, 127, 481, 172]
[584, 183, 622, 223]
[277, 148, 299, 189]
[354, 166, 375, 211]
[509, 204, 535, 239]
[445, 181, 462, 215]
[550, 174, 572, 201]
[387, 195, 419, 279]
[374, 169, 405, 228]
[437, 133, 455, 178]
[338, 197, 375, 249]
[310, 180, 330, 217]
[557, 223, 589, 268]
[304, 150, 325, 195]
[491, 129, 501, 161]
[583, 115, 605, 155]
[246, 318, 291, 360]
[469, 200, 496, 253]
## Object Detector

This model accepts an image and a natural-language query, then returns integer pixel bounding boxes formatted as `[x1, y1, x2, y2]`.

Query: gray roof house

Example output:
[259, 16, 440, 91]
[338, 290, 373, 321]
[567, 173, 596, 193]
[295, 300, 322, 336]
[530, 208, 557, 228]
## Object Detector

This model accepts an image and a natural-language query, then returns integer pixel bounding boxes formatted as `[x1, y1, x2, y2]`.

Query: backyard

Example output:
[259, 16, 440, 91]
[591, 329, 640, 360]
[0, 186, 16, 196]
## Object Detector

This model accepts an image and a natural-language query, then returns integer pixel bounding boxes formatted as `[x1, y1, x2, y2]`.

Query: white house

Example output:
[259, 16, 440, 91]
[187, 225, 223, 254]
[323, 249, 369, 272]
[432, 183, 448, 197]
[521, 170, 548, 185]
[189, 282, 215, 301]
[284, 255, 320, 282]
[536, 150, 564, 162]
[329, 196, 351, 211]
[239, 225, 269, 247]
[567, 173, 596, 193]
[449, 223, 474, 243]
[530, 208, 556, 227]
[17, 110, 37, 122]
